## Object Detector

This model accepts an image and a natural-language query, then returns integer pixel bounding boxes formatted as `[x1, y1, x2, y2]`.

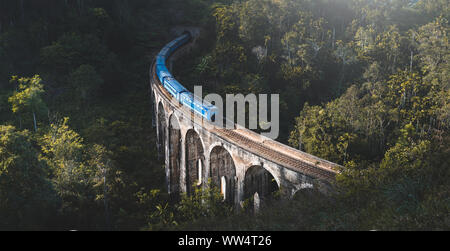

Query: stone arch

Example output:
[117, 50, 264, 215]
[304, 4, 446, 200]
[157, 102, 167, 159]
[292, 187, 316, 200]
[292, 186, 327, 205]
[210, 145, 237, 205]
[168, 114, 182, 197]
[243, 165, 279, 210]
[185, 129, 205, 196]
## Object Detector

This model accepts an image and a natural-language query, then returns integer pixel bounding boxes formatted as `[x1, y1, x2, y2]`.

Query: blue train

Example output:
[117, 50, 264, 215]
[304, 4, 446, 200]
[156, 33, 217, 122]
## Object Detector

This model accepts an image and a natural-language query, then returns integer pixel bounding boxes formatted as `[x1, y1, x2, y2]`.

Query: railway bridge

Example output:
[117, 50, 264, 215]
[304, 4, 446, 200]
[150, 29, 339, 209]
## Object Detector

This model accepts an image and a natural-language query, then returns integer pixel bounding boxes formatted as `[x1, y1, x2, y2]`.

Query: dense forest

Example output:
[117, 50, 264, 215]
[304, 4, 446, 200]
[0, 0, 448, 230]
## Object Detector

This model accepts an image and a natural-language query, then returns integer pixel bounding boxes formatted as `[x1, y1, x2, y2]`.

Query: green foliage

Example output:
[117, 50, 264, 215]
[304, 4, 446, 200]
[285, 10, 449, 229]
[8, 75, 47, 131]
[177, 182, 233, 222]
[40, 118, 96, 225]
[0, 0, 189, 230]
[40, 33, 108, 76]
[38, 117, 121, 229]
[9, 75, 45, 113]
[69, 64, 104, 103]
[289, 64, 448, 165]
[0, 125, 58, 230]
[145, 181, 233, 230]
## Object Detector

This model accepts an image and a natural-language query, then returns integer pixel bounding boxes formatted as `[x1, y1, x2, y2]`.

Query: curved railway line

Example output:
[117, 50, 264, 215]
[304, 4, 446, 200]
[150, 33, 339, 186]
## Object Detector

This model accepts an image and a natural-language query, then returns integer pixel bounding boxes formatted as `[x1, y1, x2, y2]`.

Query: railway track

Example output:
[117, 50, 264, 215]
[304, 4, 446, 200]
[213, 128, 337, 182]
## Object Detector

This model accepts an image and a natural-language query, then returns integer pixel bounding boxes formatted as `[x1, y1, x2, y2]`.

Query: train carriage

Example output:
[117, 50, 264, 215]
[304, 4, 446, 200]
[156, 64, 172, 83]
[163, 77, 187, 100]
[180, 92, 217, 121]
[156, 32, 218, 122]
[156, 55, 166, 65]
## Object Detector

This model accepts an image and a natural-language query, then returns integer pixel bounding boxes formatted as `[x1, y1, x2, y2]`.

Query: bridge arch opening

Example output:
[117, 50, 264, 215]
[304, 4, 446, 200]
[168, 114, 182, 198]
[293, 188, 315, 200]
[243, 166, 279, 211]
[185, 129, 205, 196]
[221, 176, 227, 201]
[210, 146, 237, 205]
[197, 159, 203, 185]
[292, 187, 326, 203]
[157, 102, 166, 159]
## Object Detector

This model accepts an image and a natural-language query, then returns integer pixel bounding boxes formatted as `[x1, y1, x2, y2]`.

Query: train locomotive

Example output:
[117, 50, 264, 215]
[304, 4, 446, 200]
[156, 33, 217, 122]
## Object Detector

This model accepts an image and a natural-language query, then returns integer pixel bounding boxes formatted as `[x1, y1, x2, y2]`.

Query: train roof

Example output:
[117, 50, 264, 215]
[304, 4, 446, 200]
[156, 55, 166, 65]
[164, 77, 188, 93]
[158, 47, 169, 57]
[156, 64, 172, 79]
[180, 92, 217, 109]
